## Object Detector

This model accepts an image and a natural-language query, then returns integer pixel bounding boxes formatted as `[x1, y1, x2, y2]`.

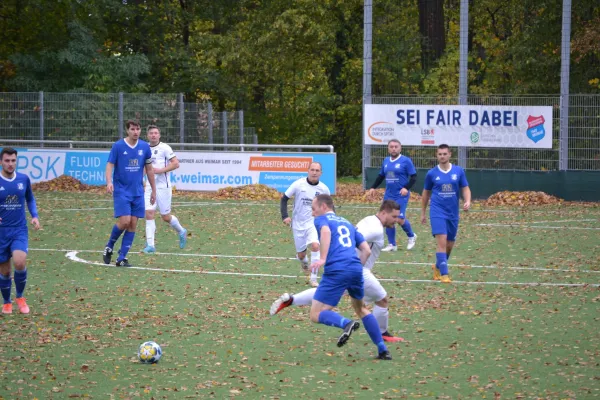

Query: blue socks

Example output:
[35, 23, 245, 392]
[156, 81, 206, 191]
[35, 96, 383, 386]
[362, 314, 388, 353]
[14, 269, 27, 298]
[401, 219, 415, 237]
[0, 274, 11, 304]
[118, 231, 136, 261]
[385, 227, 396, 246]
[318, 310, 351, 329]
[106, 225, 125, 249]
[436, 252, 448, 275]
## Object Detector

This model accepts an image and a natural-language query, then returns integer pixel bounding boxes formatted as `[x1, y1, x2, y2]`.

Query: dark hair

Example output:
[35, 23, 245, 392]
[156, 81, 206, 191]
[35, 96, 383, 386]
[1, 147, 17, 159]
[147, 124, 161, 133]
[314, 194, 335, 210]
[379, 199, 400, 213]
[437, 144, 451, 151]
[126, 120, 141, 129]
[388, 139, 401, 146]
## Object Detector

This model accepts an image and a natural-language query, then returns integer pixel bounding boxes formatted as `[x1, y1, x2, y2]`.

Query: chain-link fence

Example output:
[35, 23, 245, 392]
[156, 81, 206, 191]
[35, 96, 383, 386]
[0, 92, 255, 148]
[365, 95, 600, 171]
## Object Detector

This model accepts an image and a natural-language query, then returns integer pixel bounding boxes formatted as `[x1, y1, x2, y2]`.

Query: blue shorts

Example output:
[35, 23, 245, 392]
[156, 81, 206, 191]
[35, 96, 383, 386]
[313, 267, 364, 307]
[114, 194, 145, 218]
[0, 228, 28, 264]
[430, 218, 459, 242]
[384, 196, 409, 219]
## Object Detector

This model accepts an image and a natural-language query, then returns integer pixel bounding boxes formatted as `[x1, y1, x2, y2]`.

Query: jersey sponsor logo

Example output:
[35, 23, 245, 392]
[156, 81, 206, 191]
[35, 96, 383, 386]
[128, 159, 139, 167]
[17, 183, 24, 190]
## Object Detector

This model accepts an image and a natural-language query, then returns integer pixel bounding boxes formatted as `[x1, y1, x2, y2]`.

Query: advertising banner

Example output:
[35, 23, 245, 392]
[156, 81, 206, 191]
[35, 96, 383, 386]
[3, 148, 336, 193]
[364, 104, 553, 148]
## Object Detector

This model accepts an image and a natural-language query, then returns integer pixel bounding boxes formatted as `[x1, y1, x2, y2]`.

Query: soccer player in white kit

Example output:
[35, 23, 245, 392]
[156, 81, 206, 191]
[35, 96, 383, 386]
[142, 125, 188, 253]
[280, 162, 330, 287]
[270, 200, 405, 342]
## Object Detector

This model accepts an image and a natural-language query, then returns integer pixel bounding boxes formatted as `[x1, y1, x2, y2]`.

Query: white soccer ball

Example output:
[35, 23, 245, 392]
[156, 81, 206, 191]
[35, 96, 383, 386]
[138, 341, 162, 364]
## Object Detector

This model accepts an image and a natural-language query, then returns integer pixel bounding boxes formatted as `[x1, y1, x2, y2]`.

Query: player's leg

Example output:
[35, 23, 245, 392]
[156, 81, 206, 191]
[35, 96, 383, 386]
[310, 277, 353, 330]
[430, 217, 447, 281]
[382, 200, 398, 252]
[143, 188, 157, 253]
[440, 220, 458, 282]
[348, 275, 390, 359]
[116, 197, 144, 267]
[11, 249, 30, 314]
[363, 269, 403, 341]
[158, 188, 187, 249]
[293, 229, 309, 272]
[104, 196, 130, 264]
[270, 287, 317, 315]
[397, 198, 417, 250]
[0, 251, 12, 314]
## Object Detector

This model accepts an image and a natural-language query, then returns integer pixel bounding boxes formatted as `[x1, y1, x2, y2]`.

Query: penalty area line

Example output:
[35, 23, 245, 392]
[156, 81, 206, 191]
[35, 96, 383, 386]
[62, 251, 600, 288]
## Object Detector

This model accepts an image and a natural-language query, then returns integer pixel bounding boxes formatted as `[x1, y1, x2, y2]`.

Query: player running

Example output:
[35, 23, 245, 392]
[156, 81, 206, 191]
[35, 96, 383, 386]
[270, 200, 404, 342]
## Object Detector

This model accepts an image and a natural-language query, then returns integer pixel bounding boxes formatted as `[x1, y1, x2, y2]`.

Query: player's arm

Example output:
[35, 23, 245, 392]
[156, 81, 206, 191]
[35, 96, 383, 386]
[280, 194, 291, 225]
[145, 160, 157, 205]
[357, 241, 371, 265]
[25, 178, 40, 230]
[310, 225, 330, 271]
[421, 189, 431, 225]
[400, 173, 417, 196]
[461, 186, 472, 211]
[156, 156, 180, 174]
[105, 162, 114, 194]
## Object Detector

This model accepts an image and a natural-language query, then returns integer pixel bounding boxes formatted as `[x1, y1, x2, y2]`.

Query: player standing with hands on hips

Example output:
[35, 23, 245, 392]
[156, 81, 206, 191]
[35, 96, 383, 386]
[0, 147, 40, 314]
[420, 144, 471, 283]
[103, 120, 156, 267]
[142, 125, 187, 254]
[280, 162, 330, 287]
[367, 139, 418, 252]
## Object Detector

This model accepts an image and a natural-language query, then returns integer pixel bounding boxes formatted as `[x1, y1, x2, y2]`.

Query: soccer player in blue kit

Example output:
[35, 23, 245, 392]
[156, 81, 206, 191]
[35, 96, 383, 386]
[0, 147, 40, 314]
[367, 139, 418, 251]
[103, 120, 157, 267]
[308, 194, 391, 360]
[420, 144, 471, 283]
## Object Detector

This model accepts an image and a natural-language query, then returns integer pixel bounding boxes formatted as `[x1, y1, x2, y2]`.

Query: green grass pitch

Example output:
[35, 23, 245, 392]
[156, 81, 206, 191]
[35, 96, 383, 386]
[1, 192, 599, 399]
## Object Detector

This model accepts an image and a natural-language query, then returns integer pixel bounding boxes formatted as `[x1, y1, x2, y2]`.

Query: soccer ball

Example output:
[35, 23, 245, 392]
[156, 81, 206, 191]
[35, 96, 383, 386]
[138, 341, 162, 364]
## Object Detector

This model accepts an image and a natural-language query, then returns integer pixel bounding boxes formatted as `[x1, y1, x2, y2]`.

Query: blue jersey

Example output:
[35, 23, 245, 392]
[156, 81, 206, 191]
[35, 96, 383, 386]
[378, 155, 417, 200]
[0, 172, 38, 229]
[314, 212, 366, 273]
[423, 164, 469, 220]
[108, 139, 152, 197]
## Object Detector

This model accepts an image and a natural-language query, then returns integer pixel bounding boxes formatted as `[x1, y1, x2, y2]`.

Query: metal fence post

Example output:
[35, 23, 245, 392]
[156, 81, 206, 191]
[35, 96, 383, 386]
[559, 0, 572, 171]
[457, 0, 469, 168]
[362, 0, 373, 188]
[239, 110, 244, 151]
[207, 103, 213, 151]
[39, 91, 44, 148]
[253, 134, 258, 152]
[222, 112, 228, 144]
[179, 93, 185, 149]
[118, 92, 124, 139]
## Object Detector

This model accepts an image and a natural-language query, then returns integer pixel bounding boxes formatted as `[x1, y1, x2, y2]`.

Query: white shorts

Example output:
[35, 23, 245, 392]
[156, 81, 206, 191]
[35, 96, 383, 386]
[362, 268, 387, 304]
[145, 187, 172, 215]
[292, 226, 319, 253]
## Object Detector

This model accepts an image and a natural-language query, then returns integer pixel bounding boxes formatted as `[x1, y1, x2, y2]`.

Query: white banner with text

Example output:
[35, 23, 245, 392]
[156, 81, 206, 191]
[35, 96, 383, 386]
[364, 104, 553, 148]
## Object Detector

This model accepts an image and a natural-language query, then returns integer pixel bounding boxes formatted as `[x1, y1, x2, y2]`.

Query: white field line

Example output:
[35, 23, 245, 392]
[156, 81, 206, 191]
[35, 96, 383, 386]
[475, 223, 600, 230]
[28, 248, 600, 274]
[63, 251, 600, 287]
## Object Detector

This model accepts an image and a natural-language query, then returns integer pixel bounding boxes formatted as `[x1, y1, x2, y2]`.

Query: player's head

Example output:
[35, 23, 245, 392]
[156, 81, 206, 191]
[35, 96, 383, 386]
[387, 139, 401, 158]
[312, 194, 334, 217]
[307, 162, 322, 183]
[1, 147, 18, 175]
[436, 144, 451, 165]
[147, 125, 161, 145]
[377, 200, 401, 228]
[125, 120, 141, 140]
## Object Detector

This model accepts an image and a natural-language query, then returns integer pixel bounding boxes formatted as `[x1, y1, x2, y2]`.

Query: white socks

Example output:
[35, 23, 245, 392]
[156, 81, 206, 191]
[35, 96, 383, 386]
[310, 251, 320, 281]
[373, 305, 389, 334]
[292, 288, 317, 306]
[145, 219, 156, 246]
[169, 215, 185, 234]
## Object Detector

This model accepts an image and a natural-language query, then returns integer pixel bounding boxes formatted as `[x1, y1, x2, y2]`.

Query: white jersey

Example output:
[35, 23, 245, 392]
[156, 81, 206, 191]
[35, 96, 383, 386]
[356, 215, 384, 270]
[147, 142, 176, 189]
[284, 178, 330, 230]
